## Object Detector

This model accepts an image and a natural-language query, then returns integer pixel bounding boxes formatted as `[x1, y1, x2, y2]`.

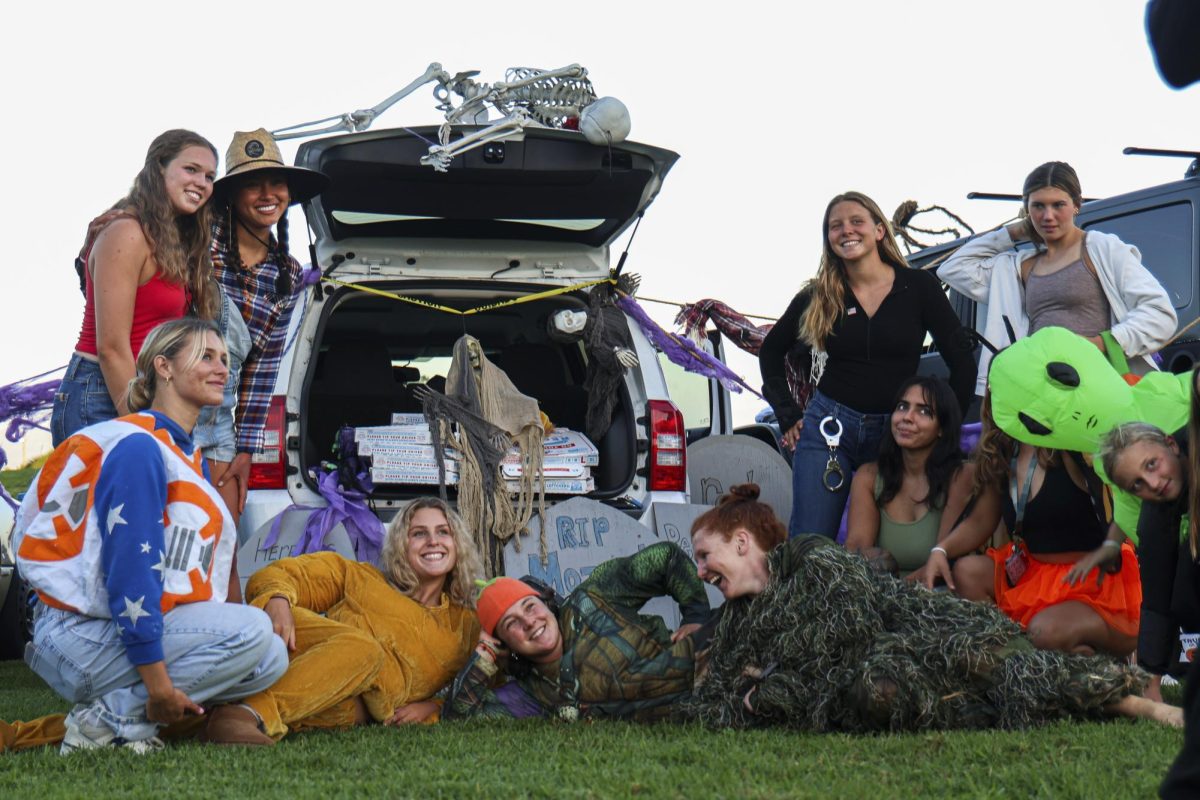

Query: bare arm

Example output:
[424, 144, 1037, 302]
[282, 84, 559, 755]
[844, 464, 880, 553]
[91, 219, 153, 415]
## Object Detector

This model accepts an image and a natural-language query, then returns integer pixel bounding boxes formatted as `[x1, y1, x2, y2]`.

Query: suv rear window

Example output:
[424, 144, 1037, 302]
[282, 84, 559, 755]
[1084, 201, 1194, 310]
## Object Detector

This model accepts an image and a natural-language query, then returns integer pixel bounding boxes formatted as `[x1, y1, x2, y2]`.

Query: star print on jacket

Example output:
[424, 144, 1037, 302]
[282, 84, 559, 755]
[106, 503, 127, 534]
[119, 595, 151, 627]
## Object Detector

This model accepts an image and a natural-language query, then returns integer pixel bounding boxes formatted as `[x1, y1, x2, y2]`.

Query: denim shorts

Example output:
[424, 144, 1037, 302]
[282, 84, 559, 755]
[50, 354, 118, 446]
[195, 292, 252, 462]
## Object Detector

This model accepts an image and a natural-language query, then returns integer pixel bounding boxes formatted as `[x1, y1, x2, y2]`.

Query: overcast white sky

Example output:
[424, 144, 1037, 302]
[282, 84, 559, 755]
[1, 0, 1196, 461]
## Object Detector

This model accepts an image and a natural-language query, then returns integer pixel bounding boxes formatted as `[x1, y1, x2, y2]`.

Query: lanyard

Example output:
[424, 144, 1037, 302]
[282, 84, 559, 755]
[1009, 451, 1038, 536]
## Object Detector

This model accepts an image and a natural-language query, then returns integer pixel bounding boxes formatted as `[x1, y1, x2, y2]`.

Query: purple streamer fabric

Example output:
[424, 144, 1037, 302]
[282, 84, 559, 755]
[960, 422, 983, 455]
[0, 378, 59, 442]
[615, 295, 763, 399]
[263, 469, 384, 564]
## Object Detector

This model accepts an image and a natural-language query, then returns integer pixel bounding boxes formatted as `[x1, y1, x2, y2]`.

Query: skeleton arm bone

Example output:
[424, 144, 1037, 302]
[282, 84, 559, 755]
[273, 62, 451, 141]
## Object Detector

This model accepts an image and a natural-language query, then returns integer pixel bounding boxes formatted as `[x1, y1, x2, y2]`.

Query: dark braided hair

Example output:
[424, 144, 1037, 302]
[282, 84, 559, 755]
[220, 190, 293, 297]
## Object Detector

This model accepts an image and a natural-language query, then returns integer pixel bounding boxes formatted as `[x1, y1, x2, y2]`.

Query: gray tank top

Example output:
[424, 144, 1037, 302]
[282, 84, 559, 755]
[1026, 259, 1111, 337]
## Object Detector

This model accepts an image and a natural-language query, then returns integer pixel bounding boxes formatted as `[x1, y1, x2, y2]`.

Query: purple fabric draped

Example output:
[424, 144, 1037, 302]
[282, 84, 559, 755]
[960, 422, 983, 455]
[616, 295, 763, 399]
[493, 680, 548, 718]
[0, 377, 59, 442]
[263, 469, 384, 564]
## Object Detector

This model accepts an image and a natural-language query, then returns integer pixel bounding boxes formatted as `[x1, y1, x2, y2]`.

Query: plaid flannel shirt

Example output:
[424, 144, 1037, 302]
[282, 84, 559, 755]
[211, 216, 302, 453]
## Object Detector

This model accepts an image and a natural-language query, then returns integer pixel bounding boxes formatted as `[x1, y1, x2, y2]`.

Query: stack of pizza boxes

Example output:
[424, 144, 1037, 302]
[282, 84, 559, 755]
[355, 414, 598, 494]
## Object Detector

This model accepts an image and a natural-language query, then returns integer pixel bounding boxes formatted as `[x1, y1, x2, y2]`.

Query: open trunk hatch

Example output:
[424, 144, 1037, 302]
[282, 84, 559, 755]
[296, 126, 679, 248]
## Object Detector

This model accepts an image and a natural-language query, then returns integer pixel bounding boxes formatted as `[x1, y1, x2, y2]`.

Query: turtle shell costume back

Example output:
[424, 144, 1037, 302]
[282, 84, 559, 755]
[682, 536, 1144, 732]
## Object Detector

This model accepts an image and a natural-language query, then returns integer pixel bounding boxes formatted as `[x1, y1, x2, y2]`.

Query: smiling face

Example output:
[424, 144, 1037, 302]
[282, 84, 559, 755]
[232, 172, 291, 233]
[159, 330, 229, 409]
[692, 527, 770, 600]
[1110, 439, 1185, 503]
[1026, 186, 1079, 245]
[163, 145, 217, 216]
[891, 384, 941, 451]
[826, 200, 884, 264]
[404, 506, 458, 583]
[495, 595, 562, 663]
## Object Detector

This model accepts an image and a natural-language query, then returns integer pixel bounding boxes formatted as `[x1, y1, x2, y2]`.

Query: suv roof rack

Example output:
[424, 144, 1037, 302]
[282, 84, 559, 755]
[966, 191, 1098, 202]
[1123, 147, 1200, 179]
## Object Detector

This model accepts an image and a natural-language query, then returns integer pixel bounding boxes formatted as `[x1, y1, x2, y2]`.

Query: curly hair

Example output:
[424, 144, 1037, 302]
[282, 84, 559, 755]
[110, 129, 219, 319]
[380, 497, 484, 608]
[690, 483, 787, 552]
[875, 376, 964, 510]
[800, 192, 910, 351]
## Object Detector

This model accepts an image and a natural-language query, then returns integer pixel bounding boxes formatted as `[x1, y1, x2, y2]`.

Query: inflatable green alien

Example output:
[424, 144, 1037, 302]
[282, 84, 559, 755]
[987, 326, 1189, 541]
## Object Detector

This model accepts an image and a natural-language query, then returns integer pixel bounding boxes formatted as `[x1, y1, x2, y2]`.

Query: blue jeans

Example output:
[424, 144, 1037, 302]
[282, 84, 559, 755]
[26, 603, 288, 742]
[788, 390, 889, 539]
[51, 354, 118, 446]
[195, 293, 252, 462]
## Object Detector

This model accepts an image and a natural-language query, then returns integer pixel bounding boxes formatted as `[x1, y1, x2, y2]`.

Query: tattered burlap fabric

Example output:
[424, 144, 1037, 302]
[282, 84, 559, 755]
[422, 335, 545, 573]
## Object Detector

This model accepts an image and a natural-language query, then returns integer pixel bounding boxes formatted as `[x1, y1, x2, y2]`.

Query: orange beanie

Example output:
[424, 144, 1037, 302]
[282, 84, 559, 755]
[476, 577, 538, 636]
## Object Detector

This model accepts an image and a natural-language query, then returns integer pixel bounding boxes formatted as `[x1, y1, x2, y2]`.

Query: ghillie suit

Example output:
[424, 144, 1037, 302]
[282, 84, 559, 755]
[420, 335, 545, 573]
[680, 536, 1145, 732]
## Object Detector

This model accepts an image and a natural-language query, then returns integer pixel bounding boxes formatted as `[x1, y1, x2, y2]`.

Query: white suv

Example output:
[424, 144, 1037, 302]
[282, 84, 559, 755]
[235, 125, 689, 575]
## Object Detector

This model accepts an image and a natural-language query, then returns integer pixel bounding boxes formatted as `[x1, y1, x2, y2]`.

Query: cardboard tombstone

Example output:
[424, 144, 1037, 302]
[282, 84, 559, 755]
[237, 508, 358, 589]
[502, 497, 720, 629]
[686, 435, 793, 524]
[987, 326, 1190, 538]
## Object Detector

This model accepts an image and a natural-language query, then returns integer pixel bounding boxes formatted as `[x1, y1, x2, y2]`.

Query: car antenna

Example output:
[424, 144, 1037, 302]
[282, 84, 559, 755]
[1122, 147, 1200, 178]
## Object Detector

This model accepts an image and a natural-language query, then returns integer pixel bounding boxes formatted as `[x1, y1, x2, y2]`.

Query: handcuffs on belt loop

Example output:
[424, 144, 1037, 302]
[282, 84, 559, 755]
[818, 415, 846, 492]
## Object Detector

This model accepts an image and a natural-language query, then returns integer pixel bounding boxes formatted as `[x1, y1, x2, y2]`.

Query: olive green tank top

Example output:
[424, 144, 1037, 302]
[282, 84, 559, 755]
[874, 473, 943, 575]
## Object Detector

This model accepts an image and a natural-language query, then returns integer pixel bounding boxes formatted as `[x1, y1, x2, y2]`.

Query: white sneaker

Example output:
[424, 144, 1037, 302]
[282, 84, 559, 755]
[60, 709, 164, 755]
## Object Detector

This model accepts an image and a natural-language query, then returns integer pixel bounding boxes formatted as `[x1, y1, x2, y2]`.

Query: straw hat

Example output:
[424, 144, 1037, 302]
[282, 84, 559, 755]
[213, 128, 329, 204]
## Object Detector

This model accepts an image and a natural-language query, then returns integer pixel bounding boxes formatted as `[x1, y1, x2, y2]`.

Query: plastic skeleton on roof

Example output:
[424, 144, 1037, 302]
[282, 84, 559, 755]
[273, 62, 633, 171]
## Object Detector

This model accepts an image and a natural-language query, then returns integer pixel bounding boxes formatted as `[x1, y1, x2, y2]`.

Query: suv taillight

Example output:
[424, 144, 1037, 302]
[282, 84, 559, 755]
[646, 399, 686, 492]
[247, 395, 287, 490]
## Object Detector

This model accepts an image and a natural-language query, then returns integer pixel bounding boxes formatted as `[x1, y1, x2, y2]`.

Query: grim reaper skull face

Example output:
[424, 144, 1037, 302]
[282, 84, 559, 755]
[551, 309, 588, 336]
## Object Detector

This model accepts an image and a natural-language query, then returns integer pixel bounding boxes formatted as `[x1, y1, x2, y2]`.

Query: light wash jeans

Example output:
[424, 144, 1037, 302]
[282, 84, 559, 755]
[788, 389, 890, 540]
[194, 292, 253, 462]
[51, 354, 118, 447]
[26, 602, 288, 742]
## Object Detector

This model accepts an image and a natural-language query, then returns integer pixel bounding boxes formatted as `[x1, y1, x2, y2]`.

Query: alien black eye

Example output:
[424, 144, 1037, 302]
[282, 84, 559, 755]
[1046, 362, 1080, 388]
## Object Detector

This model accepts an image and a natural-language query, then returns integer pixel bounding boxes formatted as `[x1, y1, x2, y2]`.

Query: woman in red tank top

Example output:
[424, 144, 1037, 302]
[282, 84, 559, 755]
[52, 129, 222, 445]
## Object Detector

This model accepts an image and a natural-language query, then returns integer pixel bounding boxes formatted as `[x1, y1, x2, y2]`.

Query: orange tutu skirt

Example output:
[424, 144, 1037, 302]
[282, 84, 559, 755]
[987, 541, 1141, 639]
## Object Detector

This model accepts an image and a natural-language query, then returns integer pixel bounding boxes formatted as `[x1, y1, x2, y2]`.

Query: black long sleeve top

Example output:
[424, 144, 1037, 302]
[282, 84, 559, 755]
[759, 266, 976, 430]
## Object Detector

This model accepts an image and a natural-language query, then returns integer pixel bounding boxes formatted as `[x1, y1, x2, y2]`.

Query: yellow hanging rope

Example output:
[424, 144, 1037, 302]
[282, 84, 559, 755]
[319, 276, 617, 316]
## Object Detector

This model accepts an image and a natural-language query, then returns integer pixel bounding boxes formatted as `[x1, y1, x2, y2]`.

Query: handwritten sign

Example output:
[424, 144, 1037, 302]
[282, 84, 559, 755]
[236, 508, 357, 587]
[502, 497, 714, 628]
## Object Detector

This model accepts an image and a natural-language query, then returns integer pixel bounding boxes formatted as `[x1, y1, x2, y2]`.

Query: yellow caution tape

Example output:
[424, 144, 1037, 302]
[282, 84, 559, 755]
[319, 276, 616, 316]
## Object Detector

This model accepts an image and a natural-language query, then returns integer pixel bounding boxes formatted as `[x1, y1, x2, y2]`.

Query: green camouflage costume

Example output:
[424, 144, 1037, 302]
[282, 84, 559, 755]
[445, 542, 710, 722]
[681, 536, 1145, 732]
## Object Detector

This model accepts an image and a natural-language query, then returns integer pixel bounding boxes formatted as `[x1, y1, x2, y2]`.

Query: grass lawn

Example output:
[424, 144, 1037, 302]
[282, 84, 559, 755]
[0, 454, 47, 500]
[0, 660, 1185, 799]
